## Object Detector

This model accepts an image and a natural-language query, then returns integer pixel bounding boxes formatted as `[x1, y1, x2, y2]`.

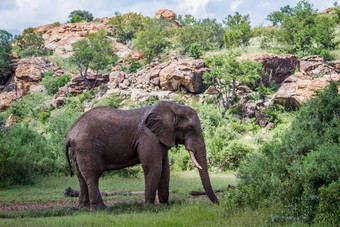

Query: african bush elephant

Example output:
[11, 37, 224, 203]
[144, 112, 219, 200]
[65, 101, 219, 210]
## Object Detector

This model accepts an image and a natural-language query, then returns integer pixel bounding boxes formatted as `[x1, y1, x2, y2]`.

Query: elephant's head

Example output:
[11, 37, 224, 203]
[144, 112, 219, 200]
[145, 101, 219, 204]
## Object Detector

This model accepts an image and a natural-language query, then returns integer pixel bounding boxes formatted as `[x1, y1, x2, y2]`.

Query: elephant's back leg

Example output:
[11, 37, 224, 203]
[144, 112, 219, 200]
[74, 162, 90, 210]
[74, 149, 107, 211]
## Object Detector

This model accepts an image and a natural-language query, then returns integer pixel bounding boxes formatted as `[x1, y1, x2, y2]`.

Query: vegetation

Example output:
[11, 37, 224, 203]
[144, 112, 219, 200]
[223, 12, 252, 48]
[42, 73, 72, 95]
[263, 0, 338, 59]
[136, 17, 171, 63]
[0, 30, 13, 74]
[107, 12, 144, 41]
[227, 83, 340, 225]
[14, 27, 51, 57]
[68, 10, 93, 23]
[175, 17, 224, 55]
[69, 29, 118, 89]
[203, 52, 262, 116]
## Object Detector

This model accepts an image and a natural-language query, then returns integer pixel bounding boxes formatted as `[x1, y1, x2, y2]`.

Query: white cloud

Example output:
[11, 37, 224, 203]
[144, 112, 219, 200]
[230, 0, 244, 12]
[176, 0, 210, 18]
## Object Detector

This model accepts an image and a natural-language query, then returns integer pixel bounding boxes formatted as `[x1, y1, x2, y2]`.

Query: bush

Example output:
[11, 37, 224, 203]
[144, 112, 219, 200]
[0, 124, 53, 187]
[233, 82, 340, 225]
[46, 109, 82, 174]
[9, 93, 48, 118]
[189, 43, 202, 59]
[93, 93, 122, 108]
[42, 74, 72, 95]
[314, 180, 340, 225]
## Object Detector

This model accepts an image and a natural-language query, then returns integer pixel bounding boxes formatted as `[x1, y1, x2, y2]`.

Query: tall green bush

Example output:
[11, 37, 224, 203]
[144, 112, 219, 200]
[42, 74, 71, 95]
[229, 82, 340, 225]
[0, 124, 54, 187]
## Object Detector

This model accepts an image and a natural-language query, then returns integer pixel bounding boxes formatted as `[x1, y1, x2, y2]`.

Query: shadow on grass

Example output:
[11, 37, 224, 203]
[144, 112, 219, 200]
[0, 199, 187, 219]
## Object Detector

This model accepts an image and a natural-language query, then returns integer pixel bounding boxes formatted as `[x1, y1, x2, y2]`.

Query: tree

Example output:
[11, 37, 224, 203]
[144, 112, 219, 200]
[0, 30, 13, 75]
[69, 15, 84, 23]
[266, 11, 284, 26]
[107, 12, 144, 41]
[14, 27, 50, 57]
[223, 12, 252, 48]
[68, 10, 93, 22]
[176, 17, 224, 55]
[69, 29, 117, 89]
[136, 17, 171, 63]
[203, 52, 262, 116]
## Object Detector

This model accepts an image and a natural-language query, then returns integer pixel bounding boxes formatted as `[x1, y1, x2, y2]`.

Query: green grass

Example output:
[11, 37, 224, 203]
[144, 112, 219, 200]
[0, 172, 313, 226]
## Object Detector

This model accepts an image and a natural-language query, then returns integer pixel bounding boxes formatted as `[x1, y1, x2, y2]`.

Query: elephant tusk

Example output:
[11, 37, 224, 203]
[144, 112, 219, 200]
[189, 151, 202, 170]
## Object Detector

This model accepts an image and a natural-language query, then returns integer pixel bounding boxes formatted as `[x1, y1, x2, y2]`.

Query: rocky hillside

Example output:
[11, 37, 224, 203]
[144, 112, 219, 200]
[0, 9, 339, 119]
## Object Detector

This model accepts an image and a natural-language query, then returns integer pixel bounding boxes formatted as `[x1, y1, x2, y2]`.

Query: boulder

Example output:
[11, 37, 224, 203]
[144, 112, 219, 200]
[0, 91, 17, 110]
[15, 57, 58, 97]
[158, 59, 208, 93]
[238, 54, 299, 84]
[5, 114, 19, 127]
[129, 57, 208, 94]
[155, 9, 176, 20]
[67, 73, 110, 95]
[242, 102, 257, 118]
[274, 56, 340, 109]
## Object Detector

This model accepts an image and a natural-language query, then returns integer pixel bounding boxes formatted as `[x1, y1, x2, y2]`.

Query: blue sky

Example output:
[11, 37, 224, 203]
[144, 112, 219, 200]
[0, 0, 336, 35]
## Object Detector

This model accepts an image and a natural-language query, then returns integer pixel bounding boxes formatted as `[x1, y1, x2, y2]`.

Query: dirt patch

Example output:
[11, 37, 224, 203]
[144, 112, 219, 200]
[0, 198, 144, 212]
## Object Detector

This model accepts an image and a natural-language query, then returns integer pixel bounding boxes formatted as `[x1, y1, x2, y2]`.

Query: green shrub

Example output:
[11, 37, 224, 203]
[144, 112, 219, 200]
[9, 93, 48, 118]
[189, 43, 202, 59]
[51, 22, 61, 26]
[38, 111, 51, 124]
[46, 110, 82, 173]
[314, 180, 340, 225]
[93, 93, 122, 108]
[42, 74, 71, 95]
[0, 124, 53, 187]
[233, 82, 340, 225]
[127, 60, 143, 73]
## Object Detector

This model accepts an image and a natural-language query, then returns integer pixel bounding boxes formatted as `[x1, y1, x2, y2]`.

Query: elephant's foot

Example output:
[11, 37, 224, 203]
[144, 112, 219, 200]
[90, 202, 107, 211]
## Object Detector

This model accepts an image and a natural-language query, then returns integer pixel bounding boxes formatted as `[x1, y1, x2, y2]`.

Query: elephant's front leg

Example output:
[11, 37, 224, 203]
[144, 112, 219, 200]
[138, 139, 163, 204]
[158, 152, 170, 204]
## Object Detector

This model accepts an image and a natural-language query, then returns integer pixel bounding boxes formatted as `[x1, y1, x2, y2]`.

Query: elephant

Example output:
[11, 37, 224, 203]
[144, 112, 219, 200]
[65, 101, 219, 210]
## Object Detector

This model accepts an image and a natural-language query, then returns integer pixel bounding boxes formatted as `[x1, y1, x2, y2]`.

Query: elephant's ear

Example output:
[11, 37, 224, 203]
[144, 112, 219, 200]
[145, 102, 176, 148]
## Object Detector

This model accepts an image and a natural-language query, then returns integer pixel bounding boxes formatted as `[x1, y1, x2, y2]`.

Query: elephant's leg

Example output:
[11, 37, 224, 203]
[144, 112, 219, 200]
[85, 177, 106, 211]
[75, 164, 90, 210]
[158, 153, 170, 204]
[138, 140, 163, 204]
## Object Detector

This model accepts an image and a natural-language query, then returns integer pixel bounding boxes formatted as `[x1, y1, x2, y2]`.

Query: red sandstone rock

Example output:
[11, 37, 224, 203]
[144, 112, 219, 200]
[155, 9, 176, 20]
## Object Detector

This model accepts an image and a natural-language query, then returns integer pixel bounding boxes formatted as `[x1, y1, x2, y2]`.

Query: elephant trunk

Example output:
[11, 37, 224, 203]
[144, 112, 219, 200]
[195, 149, 219, 204]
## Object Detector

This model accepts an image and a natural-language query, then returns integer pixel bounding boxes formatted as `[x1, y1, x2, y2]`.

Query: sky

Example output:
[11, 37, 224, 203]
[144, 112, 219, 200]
[0, 0, 337, 35]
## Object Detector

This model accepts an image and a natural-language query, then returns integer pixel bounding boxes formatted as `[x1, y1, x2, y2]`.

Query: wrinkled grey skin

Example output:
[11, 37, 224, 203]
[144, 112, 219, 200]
[65, 101, 219, 210]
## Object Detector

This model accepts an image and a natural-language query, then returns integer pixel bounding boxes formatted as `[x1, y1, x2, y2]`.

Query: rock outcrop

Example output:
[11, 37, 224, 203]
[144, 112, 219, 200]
[0, 57, 63, 110]
[238, 54, 299, 84]
[132, 57, 208, 93]
[274, 56, 340, 108]
[63, 74, 110, 95]
[155, 9, 176, 20]
[15, 57, 59, 97]
[34, 19, 111, 57]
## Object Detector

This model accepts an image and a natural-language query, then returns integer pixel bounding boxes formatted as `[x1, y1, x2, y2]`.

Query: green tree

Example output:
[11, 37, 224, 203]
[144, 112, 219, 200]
[14, 27, 50, 57]
[223, 12, 252, 48]
[69, 29, 117, 89]
[68, 10, 93, 22]
[0, 30, 13, 75]
[176, 17, 224, 55]
[266, 5, 292, 26]
[69, 15, 84, 23]
[107, 12, 144, 41]
[136, 17, 171, 63]
[203, 52, 262, 116]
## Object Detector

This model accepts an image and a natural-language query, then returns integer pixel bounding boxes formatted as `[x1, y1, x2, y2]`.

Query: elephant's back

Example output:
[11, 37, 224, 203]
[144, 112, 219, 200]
[66, 106, 150, 146]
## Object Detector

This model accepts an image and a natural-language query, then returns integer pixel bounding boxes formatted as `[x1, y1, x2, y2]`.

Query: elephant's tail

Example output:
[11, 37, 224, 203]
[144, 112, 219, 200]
[65, 138, 74, 177]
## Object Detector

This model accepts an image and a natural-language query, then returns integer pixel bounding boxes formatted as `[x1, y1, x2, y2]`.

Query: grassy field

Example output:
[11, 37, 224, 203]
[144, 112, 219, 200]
[0, 172, 314, 227]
